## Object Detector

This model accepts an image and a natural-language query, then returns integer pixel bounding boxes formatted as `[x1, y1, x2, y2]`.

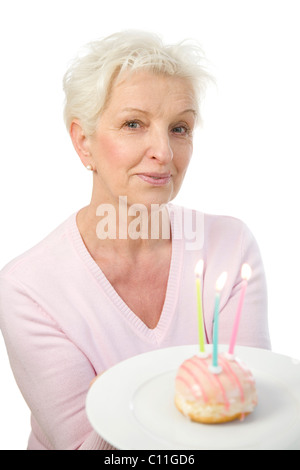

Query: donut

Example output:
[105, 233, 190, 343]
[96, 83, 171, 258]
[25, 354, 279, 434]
[174, 352, 257, 424]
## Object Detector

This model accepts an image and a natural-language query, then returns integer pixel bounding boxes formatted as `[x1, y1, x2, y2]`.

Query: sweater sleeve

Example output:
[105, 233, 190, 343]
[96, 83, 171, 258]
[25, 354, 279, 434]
[0, 275, 114, 450]
[217, 222, 271, 350]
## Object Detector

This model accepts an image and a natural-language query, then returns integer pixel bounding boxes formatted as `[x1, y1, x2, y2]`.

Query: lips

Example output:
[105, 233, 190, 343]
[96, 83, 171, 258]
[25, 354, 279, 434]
[136, 172, 172, 186]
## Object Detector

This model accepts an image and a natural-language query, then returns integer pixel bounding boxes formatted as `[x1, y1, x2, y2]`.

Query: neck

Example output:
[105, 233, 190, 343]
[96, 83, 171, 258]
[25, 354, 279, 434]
[76, 197, 172, 258]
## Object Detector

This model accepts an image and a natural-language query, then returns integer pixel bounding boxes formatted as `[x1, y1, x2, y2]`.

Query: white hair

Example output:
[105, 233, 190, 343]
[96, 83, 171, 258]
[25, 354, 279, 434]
[63, 30, 213, 135]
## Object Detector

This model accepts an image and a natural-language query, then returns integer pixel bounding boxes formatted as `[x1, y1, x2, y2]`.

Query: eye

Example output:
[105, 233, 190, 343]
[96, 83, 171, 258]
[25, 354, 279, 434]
[172, 125, 190, 136]
[124, 120, 141, 129]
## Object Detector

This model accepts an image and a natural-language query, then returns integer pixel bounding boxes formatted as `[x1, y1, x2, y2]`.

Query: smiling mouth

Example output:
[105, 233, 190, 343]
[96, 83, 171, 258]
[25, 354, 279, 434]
[136, 173, 172, 186]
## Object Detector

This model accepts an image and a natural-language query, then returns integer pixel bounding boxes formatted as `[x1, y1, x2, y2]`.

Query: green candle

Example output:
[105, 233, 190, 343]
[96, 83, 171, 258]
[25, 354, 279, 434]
[195, 260, 205, 353]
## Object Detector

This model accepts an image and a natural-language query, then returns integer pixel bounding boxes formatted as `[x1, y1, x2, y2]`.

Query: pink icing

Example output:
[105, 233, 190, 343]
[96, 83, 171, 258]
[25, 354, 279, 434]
[179, 364, 208, 401]
[175, 353, 256, 410]
[218, 356, 244, 402]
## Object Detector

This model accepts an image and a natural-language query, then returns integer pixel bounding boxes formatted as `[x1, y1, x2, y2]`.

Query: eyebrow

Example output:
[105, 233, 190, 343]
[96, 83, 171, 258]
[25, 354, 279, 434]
[178, 109, 198, 117]
[120, 107, 197, 117]
[120, 107, 150, 115]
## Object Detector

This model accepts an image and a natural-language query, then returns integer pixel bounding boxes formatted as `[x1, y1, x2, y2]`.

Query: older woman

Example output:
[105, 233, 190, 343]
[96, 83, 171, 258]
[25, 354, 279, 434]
[0, 31, 270, 450]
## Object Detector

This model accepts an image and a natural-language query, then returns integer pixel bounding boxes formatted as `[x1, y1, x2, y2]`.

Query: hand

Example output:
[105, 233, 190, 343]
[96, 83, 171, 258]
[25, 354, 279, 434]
[89, 372, 104, 388]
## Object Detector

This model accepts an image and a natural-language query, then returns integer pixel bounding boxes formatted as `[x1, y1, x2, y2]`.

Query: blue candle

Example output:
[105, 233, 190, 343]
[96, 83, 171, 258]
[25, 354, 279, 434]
[212, 292, 221, 368]
[211, 272, 227, 374]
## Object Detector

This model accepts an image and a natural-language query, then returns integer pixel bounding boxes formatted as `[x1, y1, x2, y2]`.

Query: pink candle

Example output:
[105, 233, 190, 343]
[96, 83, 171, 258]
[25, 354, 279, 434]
[228, 264, 252, 356]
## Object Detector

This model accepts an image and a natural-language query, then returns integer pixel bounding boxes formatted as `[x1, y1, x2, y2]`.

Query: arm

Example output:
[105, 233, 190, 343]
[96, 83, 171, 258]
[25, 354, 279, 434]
[0, 275, 113, 450]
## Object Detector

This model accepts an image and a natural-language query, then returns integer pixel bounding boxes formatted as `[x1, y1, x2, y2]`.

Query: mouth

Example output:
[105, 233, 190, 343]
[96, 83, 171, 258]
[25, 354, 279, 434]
[136, 172, 172, 186]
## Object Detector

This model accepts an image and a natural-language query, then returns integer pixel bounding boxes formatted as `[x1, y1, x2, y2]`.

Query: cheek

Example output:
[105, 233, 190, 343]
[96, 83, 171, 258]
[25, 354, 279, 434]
[174, 142, 193, 171]
[94, 134, 141, 170]
[93, 135, 126, 169]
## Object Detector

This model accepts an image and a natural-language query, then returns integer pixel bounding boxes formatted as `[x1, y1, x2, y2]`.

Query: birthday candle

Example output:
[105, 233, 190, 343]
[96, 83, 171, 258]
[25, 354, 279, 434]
[195, 260, 205, 354]
[228, 264, 252, 356]
[211, 272, 228, 373]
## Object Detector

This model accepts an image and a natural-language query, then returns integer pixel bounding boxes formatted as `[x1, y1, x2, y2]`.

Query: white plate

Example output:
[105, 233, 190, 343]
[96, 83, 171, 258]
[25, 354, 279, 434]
[86, 344, 300, 450]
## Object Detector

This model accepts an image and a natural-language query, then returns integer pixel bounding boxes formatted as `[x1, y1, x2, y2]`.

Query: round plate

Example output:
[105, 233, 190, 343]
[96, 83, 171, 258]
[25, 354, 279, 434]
[86, 344, 300, 450]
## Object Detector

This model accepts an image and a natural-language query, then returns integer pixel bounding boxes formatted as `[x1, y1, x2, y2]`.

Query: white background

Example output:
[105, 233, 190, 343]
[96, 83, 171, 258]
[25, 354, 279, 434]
[0, 0, 299, 450]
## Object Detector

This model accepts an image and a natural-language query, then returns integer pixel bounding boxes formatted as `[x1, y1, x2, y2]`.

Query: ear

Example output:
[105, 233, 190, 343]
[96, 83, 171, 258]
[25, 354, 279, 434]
[70, 120, 92, 167]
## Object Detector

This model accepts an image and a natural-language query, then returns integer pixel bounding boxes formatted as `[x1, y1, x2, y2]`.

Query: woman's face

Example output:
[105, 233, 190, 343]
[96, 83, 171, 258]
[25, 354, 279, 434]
[87, 70, 197, 208]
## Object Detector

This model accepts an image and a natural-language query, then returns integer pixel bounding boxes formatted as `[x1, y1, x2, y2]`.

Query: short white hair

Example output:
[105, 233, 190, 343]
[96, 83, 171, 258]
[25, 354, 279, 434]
[63, 30, 213, 135]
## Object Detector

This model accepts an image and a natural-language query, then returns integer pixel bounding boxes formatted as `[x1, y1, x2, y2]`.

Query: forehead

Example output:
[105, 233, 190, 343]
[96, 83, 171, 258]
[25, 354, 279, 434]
[107, 70, 197, 115]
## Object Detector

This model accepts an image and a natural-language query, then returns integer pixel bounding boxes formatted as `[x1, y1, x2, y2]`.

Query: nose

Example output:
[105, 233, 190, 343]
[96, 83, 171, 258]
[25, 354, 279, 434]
[145, 126, 174, 164]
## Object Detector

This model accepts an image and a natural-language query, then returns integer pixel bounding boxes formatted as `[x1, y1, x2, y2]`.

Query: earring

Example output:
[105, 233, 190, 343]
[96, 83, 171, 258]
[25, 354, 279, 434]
[86, 164, 93, 171]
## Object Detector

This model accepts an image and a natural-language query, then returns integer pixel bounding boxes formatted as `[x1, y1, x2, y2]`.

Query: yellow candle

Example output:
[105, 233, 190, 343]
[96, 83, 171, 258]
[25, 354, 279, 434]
[195, 260, 205, 353]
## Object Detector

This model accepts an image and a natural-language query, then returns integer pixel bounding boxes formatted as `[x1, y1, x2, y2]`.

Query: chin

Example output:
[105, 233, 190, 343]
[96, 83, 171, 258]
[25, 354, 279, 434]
[128, 190, 174, 209]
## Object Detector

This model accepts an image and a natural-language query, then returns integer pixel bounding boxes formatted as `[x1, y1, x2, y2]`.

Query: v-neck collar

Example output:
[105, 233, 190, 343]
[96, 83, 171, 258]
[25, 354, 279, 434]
[68, 204, 184, 344]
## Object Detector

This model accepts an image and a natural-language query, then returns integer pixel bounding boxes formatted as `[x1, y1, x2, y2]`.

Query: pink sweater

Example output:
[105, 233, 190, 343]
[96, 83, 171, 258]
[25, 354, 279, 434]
[0, 205, 270, 450]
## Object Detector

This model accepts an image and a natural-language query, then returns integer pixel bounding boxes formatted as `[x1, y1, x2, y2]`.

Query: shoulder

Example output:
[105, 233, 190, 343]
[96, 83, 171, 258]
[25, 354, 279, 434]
[0, 213, 77, 286]
[203, 212, 251, 238]
[169, 203, 248, 229]
[169, 203, 253, 246]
